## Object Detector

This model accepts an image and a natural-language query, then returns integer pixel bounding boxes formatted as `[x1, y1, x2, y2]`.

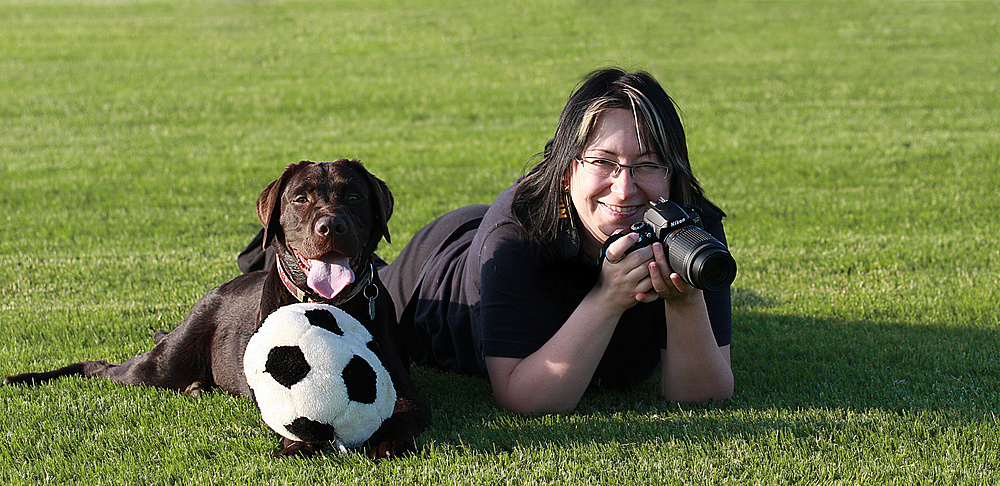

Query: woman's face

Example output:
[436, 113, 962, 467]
[566, 108, 671, 258]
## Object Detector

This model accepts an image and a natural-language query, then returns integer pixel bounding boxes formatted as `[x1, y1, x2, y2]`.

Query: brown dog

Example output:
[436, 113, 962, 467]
[4, 160, 430, 459]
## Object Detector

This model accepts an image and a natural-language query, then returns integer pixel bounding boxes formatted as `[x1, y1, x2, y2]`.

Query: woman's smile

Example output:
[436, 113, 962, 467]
[599, 202, 644, 219]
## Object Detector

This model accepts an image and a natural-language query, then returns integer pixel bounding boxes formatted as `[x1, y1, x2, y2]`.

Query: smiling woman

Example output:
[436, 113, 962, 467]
[377, 68, 734, 415]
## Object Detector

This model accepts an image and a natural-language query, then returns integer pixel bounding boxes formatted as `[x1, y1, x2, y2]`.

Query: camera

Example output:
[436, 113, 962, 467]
[601, 198, 737, 292]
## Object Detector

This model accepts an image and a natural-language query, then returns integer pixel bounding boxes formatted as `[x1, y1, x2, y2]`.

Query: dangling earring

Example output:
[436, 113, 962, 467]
[554, 184, 580, 259]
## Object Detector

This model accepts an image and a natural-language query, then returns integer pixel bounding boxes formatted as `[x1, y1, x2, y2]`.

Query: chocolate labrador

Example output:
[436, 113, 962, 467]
[4, 159, 430, 459]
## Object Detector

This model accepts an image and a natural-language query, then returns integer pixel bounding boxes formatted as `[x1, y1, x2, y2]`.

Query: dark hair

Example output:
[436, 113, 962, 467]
[512, 68, 709, 256]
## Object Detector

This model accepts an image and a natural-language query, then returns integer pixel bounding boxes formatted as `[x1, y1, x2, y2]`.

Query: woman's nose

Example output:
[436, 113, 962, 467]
[609, 167, 637, 198]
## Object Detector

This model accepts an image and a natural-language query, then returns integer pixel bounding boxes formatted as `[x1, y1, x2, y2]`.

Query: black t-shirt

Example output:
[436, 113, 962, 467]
[381, 183, 732, 387]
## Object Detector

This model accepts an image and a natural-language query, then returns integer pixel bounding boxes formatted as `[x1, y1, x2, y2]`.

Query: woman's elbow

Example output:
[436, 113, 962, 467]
[662, 378, 734, 403]
[493, 390, 578, 416]
[708, 383, 734, 402]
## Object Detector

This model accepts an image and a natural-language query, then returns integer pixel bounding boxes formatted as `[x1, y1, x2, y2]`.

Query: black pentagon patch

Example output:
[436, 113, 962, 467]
[305, 309, 344, 336]
[265, 345, 310, 389]
[342, 355, 377, 404]
[285, 416, 338, 443]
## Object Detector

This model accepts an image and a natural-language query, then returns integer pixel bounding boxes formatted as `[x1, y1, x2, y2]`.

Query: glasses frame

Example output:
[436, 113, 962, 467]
[574, 157, 671, 182]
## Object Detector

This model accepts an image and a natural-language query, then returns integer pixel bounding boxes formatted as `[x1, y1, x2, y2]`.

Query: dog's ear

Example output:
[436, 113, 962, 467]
[257, 161, 312, 248]
[365, 165, 394, 245]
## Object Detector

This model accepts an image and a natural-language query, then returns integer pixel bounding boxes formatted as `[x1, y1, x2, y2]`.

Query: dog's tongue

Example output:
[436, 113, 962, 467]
[306, 254, 355, 300]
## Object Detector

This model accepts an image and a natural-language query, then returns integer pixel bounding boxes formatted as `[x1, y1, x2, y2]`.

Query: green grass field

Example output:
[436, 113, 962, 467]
[2, 0, 998, 484]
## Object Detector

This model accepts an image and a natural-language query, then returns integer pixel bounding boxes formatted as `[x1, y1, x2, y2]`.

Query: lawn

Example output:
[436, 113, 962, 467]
[1, 0, 998, 484]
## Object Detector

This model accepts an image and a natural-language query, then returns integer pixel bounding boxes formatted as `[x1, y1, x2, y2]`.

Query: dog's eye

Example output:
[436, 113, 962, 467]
[293, 195, 309, 203]
[346, 194, 362, 201]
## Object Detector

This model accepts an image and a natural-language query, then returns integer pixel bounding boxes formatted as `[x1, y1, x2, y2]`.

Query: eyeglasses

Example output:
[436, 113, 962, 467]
[575, 157, 671, 182]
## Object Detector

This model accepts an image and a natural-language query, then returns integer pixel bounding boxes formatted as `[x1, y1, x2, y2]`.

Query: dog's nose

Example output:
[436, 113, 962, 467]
[315, 216, 348, 238]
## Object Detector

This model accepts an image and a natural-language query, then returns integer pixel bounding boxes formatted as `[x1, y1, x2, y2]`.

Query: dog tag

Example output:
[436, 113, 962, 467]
[364, 284, 379, 321]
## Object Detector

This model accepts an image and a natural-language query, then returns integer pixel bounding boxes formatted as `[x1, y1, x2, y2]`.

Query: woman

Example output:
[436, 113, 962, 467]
[379, 68, 734, 415]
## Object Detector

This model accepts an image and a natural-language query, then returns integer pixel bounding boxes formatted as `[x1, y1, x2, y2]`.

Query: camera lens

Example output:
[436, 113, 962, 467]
[688, 248, 737, 291]
[664, 226, 737, 292]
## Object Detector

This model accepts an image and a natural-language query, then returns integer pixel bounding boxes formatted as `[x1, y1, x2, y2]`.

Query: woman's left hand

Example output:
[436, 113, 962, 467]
[636, 242, 702, 305]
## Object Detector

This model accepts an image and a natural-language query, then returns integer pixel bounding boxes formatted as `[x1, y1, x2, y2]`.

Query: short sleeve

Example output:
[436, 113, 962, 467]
[472, 223, 585, 360]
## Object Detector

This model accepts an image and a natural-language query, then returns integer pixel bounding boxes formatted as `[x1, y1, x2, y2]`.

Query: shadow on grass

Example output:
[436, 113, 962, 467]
[731, 288, 998, 413]
[411, 287, 1000, 452]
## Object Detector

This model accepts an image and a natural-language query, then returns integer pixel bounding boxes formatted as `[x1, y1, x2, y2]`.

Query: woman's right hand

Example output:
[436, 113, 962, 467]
[596, 232, 656, 310]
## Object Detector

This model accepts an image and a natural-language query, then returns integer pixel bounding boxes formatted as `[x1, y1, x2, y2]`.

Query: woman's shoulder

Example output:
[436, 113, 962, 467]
[467, 184, 538, 270]
[484, 183, 519, 218]
[476, 183, 525, 237]
[696, 198, 728, 244]
[698, 198, 726, 222]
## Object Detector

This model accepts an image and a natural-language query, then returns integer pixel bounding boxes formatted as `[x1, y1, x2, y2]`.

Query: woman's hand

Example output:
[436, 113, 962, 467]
[637, 241, 703, 306]
[597, 232, 657, 310]
[605, 237, 700, 306]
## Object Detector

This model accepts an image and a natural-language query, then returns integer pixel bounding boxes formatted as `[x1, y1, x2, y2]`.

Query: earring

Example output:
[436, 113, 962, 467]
[554, 186, 580, 259]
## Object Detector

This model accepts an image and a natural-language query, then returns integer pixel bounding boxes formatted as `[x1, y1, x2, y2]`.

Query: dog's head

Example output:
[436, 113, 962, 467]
[256, 159, 393, 301]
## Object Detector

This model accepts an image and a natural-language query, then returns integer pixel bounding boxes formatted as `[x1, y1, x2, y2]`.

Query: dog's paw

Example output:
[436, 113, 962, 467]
[274, 438, 326, 458]
[364, 409, 425, 460]
[367, 437, 417, 461]
[183, 381, 206, 396]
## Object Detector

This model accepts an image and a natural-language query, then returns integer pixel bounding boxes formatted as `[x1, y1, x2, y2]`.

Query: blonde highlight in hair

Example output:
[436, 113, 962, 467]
[622, 85, 697, 205]
[575, 97, 615, 145]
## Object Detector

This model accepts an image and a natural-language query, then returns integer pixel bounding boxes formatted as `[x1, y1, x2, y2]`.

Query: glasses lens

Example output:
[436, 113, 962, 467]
[580, 159, 618, 177]
[632, 165, 670, 181]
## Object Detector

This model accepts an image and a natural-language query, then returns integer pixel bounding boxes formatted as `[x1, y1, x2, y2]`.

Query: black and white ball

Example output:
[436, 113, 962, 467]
[243, 303, 396, 448]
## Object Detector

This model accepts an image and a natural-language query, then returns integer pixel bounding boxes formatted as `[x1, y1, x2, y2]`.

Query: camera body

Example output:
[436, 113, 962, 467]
[602, 198, 737, 292]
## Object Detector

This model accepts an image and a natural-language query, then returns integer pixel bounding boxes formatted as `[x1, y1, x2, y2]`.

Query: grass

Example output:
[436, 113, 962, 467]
[2, 0, 999, 484]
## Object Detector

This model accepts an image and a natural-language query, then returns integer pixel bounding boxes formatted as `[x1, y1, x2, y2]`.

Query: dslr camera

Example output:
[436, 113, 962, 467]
[601, 198, 737, 292]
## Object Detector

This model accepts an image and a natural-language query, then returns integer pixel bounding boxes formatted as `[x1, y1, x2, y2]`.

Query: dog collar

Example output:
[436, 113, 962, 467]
[276, 258, 378, 319]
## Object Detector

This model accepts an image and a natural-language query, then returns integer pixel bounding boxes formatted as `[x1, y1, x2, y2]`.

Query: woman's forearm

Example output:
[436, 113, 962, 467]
[485, 289, 626, 415]
[659, 295, 734, 402]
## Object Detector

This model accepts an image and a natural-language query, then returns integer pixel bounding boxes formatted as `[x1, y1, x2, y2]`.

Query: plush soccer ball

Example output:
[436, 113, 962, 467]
[243, 303, 396, 448]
